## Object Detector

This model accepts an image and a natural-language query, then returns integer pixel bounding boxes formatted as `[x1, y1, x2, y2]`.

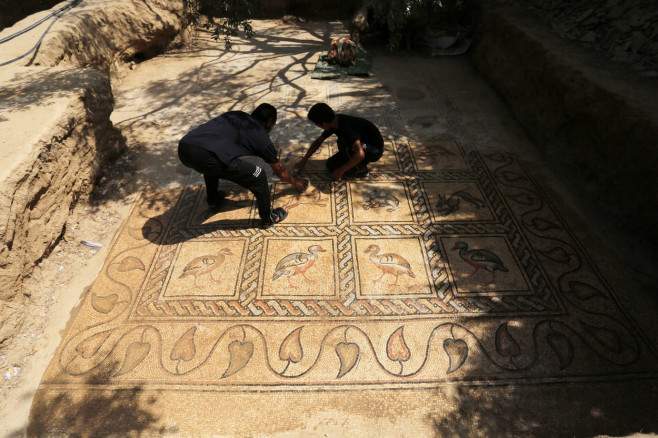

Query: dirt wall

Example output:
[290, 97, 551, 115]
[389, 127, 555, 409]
[493, 0, 658, 74]
[471, 5, 658, 244]
[0, 0, 187, 376]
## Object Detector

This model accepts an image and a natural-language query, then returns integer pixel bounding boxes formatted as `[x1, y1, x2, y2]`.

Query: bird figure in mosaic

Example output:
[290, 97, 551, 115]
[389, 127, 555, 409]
[415, 143, 457, 164]
[365, 244, 415, 285]
[362, 188, 400, 212]
[272, 245, 326, 288]
[435, 190, 485, 216]
[179, 248, 233, 287]
[452, 241, 508, 282]
[283, 184, 326, 210]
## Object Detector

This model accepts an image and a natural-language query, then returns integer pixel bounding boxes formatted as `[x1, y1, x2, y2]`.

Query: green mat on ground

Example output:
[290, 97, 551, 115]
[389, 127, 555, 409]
[311, 51, 371, 80]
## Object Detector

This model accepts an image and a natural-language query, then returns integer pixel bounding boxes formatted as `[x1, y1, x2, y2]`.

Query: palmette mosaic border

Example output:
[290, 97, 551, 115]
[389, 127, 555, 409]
[40, 145, 657, 390]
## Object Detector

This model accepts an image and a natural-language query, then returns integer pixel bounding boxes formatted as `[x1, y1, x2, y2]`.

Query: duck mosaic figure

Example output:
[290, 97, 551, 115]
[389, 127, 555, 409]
[179, 248, 233, 287]
[365, 244, 415, 285]
[452, 241, 508, 282]
[273, 245, 326, 288]
[435, 190, 485, 216]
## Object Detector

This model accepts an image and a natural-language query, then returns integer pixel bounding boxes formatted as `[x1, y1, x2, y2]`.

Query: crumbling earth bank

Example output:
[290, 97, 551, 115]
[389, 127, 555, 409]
[31, 0, 186, 70]
[0, 66, 124, 343]
[0, 0, 186, 396]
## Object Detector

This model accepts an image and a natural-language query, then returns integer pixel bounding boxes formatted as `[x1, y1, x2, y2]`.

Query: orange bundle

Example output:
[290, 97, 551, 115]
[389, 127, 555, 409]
[327, 36, 358, 67]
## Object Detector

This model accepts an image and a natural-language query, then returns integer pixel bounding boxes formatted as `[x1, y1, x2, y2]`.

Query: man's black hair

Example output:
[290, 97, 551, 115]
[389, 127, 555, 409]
[307, 103, 335, 125]
[252, 103, 277, 126]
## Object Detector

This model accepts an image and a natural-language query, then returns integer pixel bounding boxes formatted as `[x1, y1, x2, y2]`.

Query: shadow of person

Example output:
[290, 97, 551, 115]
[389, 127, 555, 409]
[198, 197, 251, 220]
[141, 212, 255, 245]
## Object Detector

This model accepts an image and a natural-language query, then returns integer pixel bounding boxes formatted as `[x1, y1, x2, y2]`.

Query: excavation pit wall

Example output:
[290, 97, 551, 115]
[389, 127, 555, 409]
[0, 0, 185, 358]
[471, 5, 658, 245]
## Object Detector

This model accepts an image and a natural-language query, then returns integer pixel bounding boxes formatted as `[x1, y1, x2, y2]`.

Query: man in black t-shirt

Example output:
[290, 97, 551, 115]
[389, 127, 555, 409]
[178, 103, 307, 228]
[295, 103, 384, 180]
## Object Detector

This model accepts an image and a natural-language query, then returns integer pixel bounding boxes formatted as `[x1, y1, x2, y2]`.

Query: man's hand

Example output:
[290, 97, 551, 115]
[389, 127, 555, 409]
[272, 161, 308, 192]
[293, 158, 308, 175]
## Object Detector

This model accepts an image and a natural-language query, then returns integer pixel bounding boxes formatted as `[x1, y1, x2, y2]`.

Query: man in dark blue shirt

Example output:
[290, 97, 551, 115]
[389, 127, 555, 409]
[178, 104, 307, 228]
[295, 103, 384, 179]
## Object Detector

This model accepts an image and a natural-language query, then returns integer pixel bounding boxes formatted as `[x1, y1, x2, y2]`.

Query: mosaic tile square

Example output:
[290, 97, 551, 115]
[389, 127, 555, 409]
[272, 181, 334, 225]
[422, 181, 495, 223]
[258, 236, 338, 298]
[347, 181, 416, 224]
[441, 236, 530, 295]
[163, 239, 247, 299]
[408, 136, 467, 171]
[188, 185, 256, 228]
[353, 236, 434, 298]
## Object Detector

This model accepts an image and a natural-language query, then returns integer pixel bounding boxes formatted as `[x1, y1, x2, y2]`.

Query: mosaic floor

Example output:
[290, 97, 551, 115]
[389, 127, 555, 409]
[34, 137, 654, 393]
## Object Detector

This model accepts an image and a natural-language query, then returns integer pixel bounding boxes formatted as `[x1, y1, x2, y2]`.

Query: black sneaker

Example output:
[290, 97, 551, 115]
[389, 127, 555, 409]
[260, 207, 288, 229]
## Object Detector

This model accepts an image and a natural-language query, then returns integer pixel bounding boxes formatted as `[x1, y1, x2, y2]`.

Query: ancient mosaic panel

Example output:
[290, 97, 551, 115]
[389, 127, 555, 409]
[37, 142, 657, 393]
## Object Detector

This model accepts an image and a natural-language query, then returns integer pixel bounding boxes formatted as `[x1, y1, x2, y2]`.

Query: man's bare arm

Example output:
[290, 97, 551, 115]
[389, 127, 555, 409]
[295, 134, 328, 172]
[304, 135, 326, 160]
[271, 160, 308, 192]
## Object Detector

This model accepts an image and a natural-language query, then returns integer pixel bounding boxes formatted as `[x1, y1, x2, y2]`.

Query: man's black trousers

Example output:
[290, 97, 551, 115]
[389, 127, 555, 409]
[178, 142, 272, 220]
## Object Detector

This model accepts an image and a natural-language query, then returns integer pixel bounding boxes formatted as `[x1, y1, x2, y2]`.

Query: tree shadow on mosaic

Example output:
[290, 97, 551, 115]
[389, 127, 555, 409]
[86, 20, 342, 214]
[11, 362, 170, 437]
[428, 380, 658, 437]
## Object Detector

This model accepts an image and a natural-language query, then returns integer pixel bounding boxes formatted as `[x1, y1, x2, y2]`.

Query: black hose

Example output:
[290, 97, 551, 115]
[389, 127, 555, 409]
[0, 0, 82, 67]
[0, 0, 81, 45]
[0, 14, 62, 67]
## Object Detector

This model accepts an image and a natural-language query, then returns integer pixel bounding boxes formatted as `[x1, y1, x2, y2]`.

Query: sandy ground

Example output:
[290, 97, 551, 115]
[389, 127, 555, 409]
[2, 20, 657, 437]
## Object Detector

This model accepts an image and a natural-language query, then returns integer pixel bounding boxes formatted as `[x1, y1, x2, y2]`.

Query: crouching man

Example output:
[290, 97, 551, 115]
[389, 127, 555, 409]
[178, 103, 307, 228]
[295, 103, 384, 180]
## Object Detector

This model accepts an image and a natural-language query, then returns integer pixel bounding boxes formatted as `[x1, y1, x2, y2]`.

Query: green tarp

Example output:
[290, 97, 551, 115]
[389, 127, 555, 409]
[311, 50, 371, 80]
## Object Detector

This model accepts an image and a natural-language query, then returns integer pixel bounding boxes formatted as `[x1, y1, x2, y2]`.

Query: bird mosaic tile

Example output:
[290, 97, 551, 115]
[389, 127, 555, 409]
[272, 181, 335, 225]
[408, 136, 468, 170]
[259, 237, 338, 298]
[164, 239, 246, 298]
[422, 181, 495, 223]
[353, 236, 434, 298]
[347, 181, 417, 224]
[440, 236, 529, 295]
